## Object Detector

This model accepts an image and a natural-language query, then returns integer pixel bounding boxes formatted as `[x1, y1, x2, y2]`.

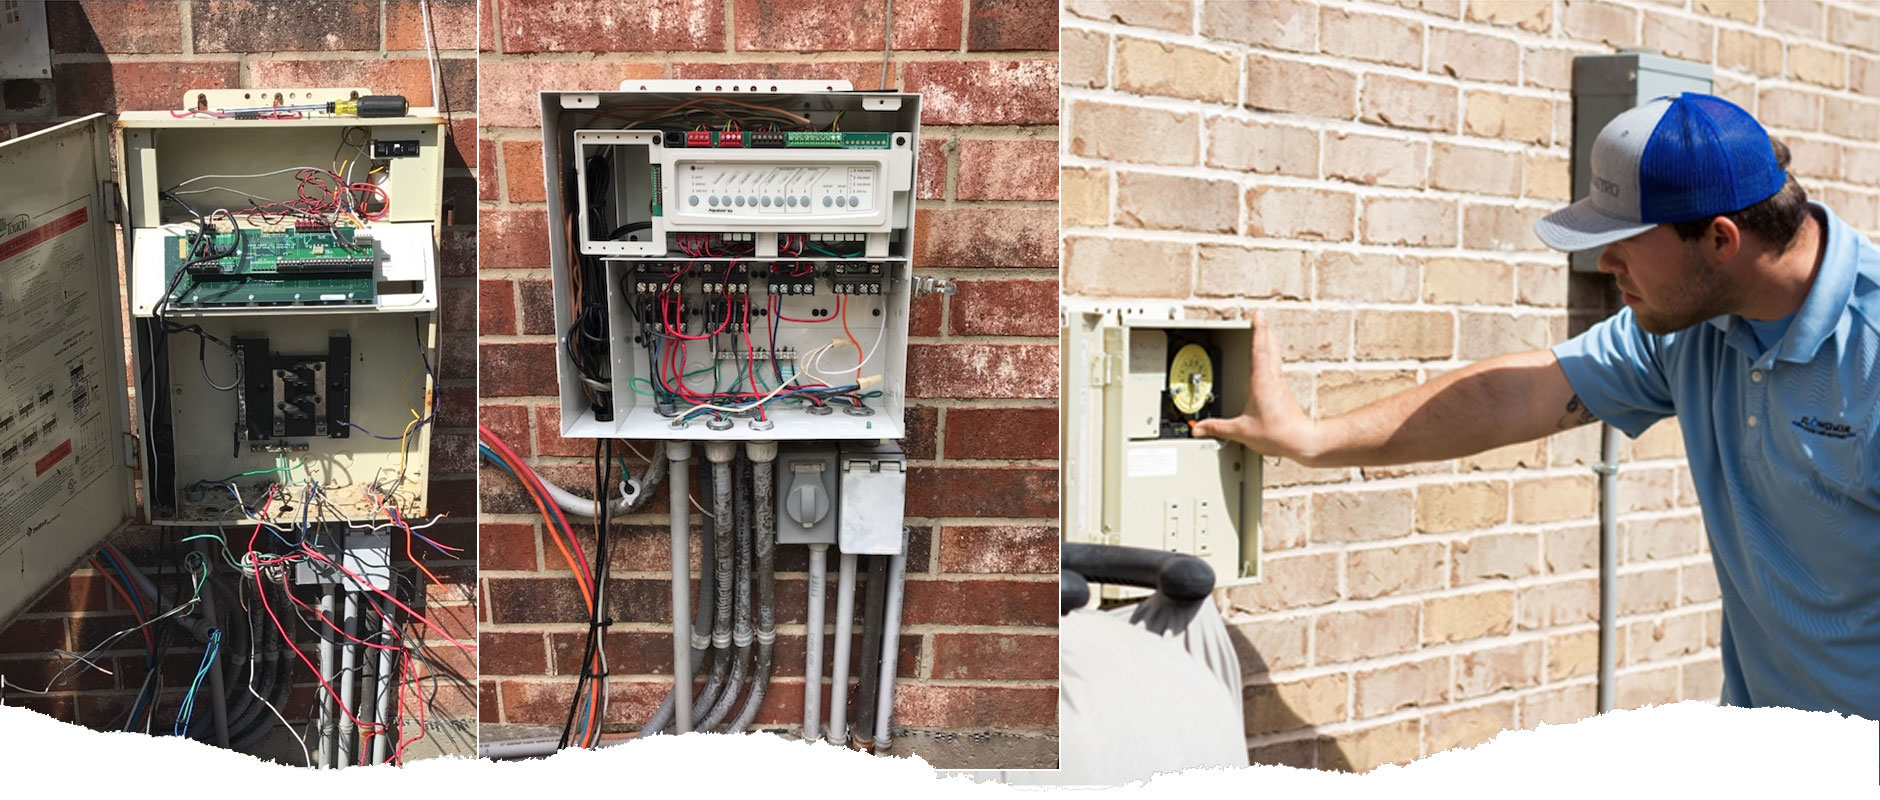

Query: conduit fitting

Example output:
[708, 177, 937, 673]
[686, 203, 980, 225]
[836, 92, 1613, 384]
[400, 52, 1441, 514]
[745, 440, 778, 463]
[704, 441, 737, 464]
[669, 441, 693, 460]
[755, 627, 776, 646]
[733, 626, 754, 648]
[691, 632, 712, 651]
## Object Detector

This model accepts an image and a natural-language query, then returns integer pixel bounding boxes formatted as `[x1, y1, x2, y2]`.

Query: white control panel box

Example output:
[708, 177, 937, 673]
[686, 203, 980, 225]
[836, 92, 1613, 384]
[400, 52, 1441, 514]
[540, 82, 920, 442]
[1062, 309, 1263, 596]
[0, 88, 447, 626]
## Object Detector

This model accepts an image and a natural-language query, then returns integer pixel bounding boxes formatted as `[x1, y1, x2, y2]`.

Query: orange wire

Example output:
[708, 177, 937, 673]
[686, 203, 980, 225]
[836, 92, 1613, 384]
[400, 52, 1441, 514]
[480, 429, 594, 613]
[838, 295, 862, 384]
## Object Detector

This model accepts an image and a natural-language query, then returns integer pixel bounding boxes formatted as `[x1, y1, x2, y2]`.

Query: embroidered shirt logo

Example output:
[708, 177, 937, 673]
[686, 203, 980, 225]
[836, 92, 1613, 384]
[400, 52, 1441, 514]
[1792, 416, 1856, 440]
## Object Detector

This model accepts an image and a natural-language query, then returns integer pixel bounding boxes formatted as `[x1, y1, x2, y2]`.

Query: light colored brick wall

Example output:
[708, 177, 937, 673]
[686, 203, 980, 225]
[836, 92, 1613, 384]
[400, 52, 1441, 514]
[1063, 0, 1879, 773]
[475, 0, 1061, 750]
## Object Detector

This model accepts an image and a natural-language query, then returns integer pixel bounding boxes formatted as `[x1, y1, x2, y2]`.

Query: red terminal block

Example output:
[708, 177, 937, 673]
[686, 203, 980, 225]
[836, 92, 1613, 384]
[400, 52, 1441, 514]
[685, 130, 712, 148]
[717, 131, 743, 148]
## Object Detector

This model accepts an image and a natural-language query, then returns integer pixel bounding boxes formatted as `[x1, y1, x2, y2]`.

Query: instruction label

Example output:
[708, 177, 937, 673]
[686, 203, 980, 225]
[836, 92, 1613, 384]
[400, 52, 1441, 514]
[0, 197, 113, 556]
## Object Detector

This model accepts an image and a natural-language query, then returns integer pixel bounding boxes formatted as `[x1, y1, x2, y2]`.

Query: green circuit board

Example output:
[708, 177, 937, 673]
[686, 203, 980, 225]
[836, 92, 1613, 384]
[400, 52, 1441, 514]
[164, 228, 376, 308]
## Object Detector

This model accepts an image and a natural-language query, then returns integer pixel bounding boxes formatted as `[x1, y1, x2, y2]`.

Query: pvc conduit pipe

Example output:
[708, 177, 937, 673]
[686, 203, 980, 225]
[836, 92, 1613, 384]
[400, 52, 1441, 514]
[701, 455, 754, 730]
[827, 552, 858, 744]
[853, 556, 888, 749]
[730, 443, 777, 733]
[1597, 422, 1621, 714]
[192, 545, 230, 748]
[373, 609, 396, 764]
[644, 463, 716, 735]
[525, 443, 669, 518]
[874, 529, 910, 751]
[318, 585, 338, 768]
[338, 590, 360, 768]
[667, 441, 695, 733]
[802, 543, 828, 739]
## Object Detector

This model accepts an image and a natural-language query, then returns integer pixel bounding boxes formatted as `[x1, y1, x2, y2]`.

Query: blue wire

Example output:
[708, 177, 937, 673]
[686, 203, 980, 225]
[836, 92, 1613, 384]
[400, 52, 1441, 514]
[174, 629, 220, 736]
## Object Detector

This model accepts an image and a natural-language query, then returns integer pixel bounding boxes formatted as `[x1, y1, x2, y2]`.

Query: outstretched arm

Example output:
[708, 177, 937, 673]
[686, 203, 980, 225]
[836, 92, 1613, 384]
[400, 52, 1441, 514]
[1192, 312, 1595, 467]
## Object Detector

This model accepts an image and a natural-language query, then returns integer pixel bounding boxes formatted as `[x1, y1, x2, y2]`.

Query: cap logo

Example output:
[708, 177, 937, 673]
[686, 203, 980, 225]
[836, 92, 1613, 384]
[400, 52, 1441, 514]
[1591, 176, 1621, 198]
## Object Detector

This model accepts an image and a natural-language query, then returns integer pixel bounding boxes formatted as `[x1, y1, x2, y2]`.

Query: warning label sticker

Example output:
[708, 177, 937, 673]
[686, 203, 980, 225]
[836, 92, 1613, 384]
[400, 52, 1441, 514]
[0, 197, 113, 557]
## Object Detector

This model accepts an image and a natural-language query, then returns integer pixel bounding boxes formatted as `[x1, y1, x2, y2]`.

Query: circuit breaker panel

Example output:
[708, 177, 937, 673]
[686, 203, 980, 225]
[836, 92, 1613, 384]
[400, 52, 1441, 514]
[540, 82, 919, 441]
[1063, 310, 1262, 598]
[0, 88, 447, 625]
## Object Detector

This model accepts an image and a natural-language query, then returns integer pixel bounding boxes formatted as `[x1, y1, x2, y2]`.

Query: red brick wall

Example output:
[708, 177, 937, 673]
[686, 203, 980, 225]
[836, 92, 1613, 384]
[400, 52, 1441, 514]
[0, 1, 479, 754]
[476, 0, 1061, 749]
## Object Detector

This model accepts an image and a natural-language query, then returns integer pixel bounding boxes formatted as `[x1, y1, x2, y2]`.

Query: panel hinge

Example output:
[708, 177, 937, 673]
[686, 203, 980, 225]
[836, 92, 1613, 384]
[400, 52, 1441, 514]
[101, 181, 121, 224]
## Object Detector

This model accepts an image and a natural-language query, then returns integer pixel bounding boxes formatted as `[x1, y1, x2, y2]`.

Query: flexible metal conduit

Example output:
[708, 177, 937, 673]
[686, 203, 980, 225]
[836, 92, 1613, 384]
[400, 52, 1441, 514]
[701, 455, 753, 730]
[668, 441, 695, 732]
[694, 443, 738, 725]
[731, 442, 777, 732]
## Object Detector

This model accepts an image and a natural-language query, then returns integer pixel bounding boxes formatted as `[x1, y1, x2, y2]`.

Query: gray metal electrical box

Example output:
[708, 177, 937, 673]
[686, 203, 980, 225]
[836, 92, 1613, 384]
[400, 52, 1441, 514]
[1569, 51, 1714, 272]
[837, 441, 905, 555]
[777, 445, 838, 546]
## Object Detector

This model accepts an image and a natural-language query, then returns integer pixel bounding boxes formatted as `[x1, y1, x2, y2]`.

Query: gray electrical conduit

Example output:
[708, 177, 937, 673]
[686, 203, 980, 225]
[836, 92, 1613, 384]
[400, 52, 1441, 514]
[535, 442, 669, 517]
[730, 442, 777, 733]
[802, 543, 827, 740]
[873, 528, 910, 750]
[692, 443, 739, 724]
[641, 464, 716, 735]
[700, 455, 754, 730]
[373, 606, 397, 763]
[1597, 422, 1620, 714]
[668, 442, 695, 733]
[827, 552, 858, 743]
[338, 590, 360, 768]
[230, 580, 293, 752]
[318, 585, 337, 767]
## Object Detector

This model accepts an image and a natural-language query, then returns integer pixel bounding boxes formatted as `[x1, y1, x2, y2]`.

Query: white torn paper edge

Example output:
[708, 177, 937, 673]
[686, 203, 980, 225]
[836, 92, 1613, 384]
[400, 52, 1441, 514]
[0, 701, 1873, 795]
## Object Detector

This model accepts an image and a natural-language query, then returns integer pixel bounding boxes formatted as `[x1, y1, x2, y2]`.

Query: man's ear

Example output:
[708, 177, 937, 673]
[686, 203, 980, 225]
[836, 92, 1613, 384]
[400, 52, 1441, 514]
[1708, 216, 1742, 263]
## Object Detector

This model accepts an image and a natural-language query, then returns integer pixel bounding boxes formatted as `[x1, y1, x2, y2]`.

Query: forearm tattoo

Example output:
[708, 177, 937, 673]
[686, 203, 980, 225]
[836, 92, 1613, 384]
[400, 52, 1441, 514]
[1557, 394, 1599, 429]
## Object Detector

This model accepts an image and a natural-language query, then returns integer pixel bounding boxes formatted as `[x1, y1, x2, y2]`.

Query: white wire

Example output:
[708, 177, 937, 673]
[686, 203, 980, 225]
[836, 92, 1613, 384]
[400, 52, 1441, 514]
[168, 166, 334, 188]
[420, 0, 442, 112]
[676, 343, 837, 417]
[809, 296, 888, 379]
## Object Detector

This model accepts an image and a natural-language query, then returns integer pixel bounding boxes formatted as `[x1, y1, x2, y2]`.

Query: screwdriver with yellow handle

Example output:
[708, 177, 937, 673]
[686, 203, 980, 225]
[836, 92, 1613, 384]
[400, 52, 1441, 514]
[210, 95, 409, 118]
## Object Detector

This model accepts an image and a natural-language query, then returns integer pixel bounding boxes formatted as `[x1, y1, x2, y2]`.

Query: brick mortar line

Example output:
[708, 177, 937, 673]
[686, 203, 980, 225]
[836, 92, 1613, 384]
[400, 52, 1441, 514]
[1061, 110, 1573, 157]
[1065, 51, 1571, 106]
[1060, 227, 1563, 255]
[1062, 4, 1880, 69]
[1057, 158, 1572, 200]
[48, 49, 478, 65]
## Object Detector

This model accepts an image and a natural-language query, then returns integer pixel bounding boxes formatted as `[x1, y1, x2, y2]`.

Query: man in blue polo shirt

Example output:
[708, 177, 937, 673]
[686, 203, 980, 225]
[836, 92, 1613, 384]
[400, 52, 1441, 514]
[1195, 93, 1878, 719]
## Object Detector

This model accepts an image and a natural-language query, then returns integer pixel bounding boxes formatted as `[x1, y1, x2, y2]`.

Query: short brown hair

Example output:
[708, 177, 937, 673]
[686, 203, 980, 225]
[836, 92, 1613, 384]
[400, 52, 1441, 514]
[1669, 138, 1810, 253]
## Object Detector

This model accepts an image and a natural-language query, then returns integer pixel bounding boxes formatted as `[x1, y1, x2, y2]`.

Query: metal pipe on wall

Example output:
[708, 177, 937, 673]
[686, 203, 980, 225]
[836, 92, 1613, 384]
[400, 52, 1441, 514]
[338, 589, 360, 768]
[1597, 423, 1621, 713]
[873, 528, 910, 751]
[695, 443, 739, 726]
[827, 552, 858, 744]
[667, 441, 696, 733]
[645, 462, 716, 735]
[372, 604, 396, 764]
[802, 543, 828, 739]
[318, 585, 338, 768]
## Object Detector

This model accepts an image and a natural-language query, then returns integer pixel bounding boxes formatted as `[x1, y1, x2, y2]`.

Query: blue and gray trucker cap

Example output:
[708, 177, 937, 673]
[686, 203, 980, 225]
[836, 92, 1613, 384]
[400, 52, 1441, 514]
[1533, 93, 1786, 252]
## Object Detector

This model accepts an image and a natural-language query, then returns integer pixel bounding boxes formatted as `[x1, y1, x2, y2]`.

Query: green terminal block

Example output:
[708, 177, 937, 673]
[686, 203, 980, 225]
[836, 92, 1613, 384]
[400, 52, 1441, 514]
[650, 165, 663, 217]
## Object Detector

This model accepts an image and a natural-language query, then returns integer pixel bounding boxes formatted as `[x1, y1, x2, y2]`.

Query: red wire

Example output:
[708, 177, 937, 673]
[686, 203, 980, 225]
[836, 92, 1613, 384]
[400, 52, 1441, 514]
[742, 294, 765, 420]
[296, 545, 476, 653]
[839, 294, 863, 383]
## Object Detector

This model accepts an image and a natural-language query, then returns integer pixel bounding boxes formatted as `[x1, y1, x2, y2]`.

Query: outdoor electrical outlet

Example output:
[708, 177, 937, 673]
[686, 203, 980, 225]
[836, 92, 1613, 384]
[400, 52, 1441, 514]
[777, 445, 838, 546]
